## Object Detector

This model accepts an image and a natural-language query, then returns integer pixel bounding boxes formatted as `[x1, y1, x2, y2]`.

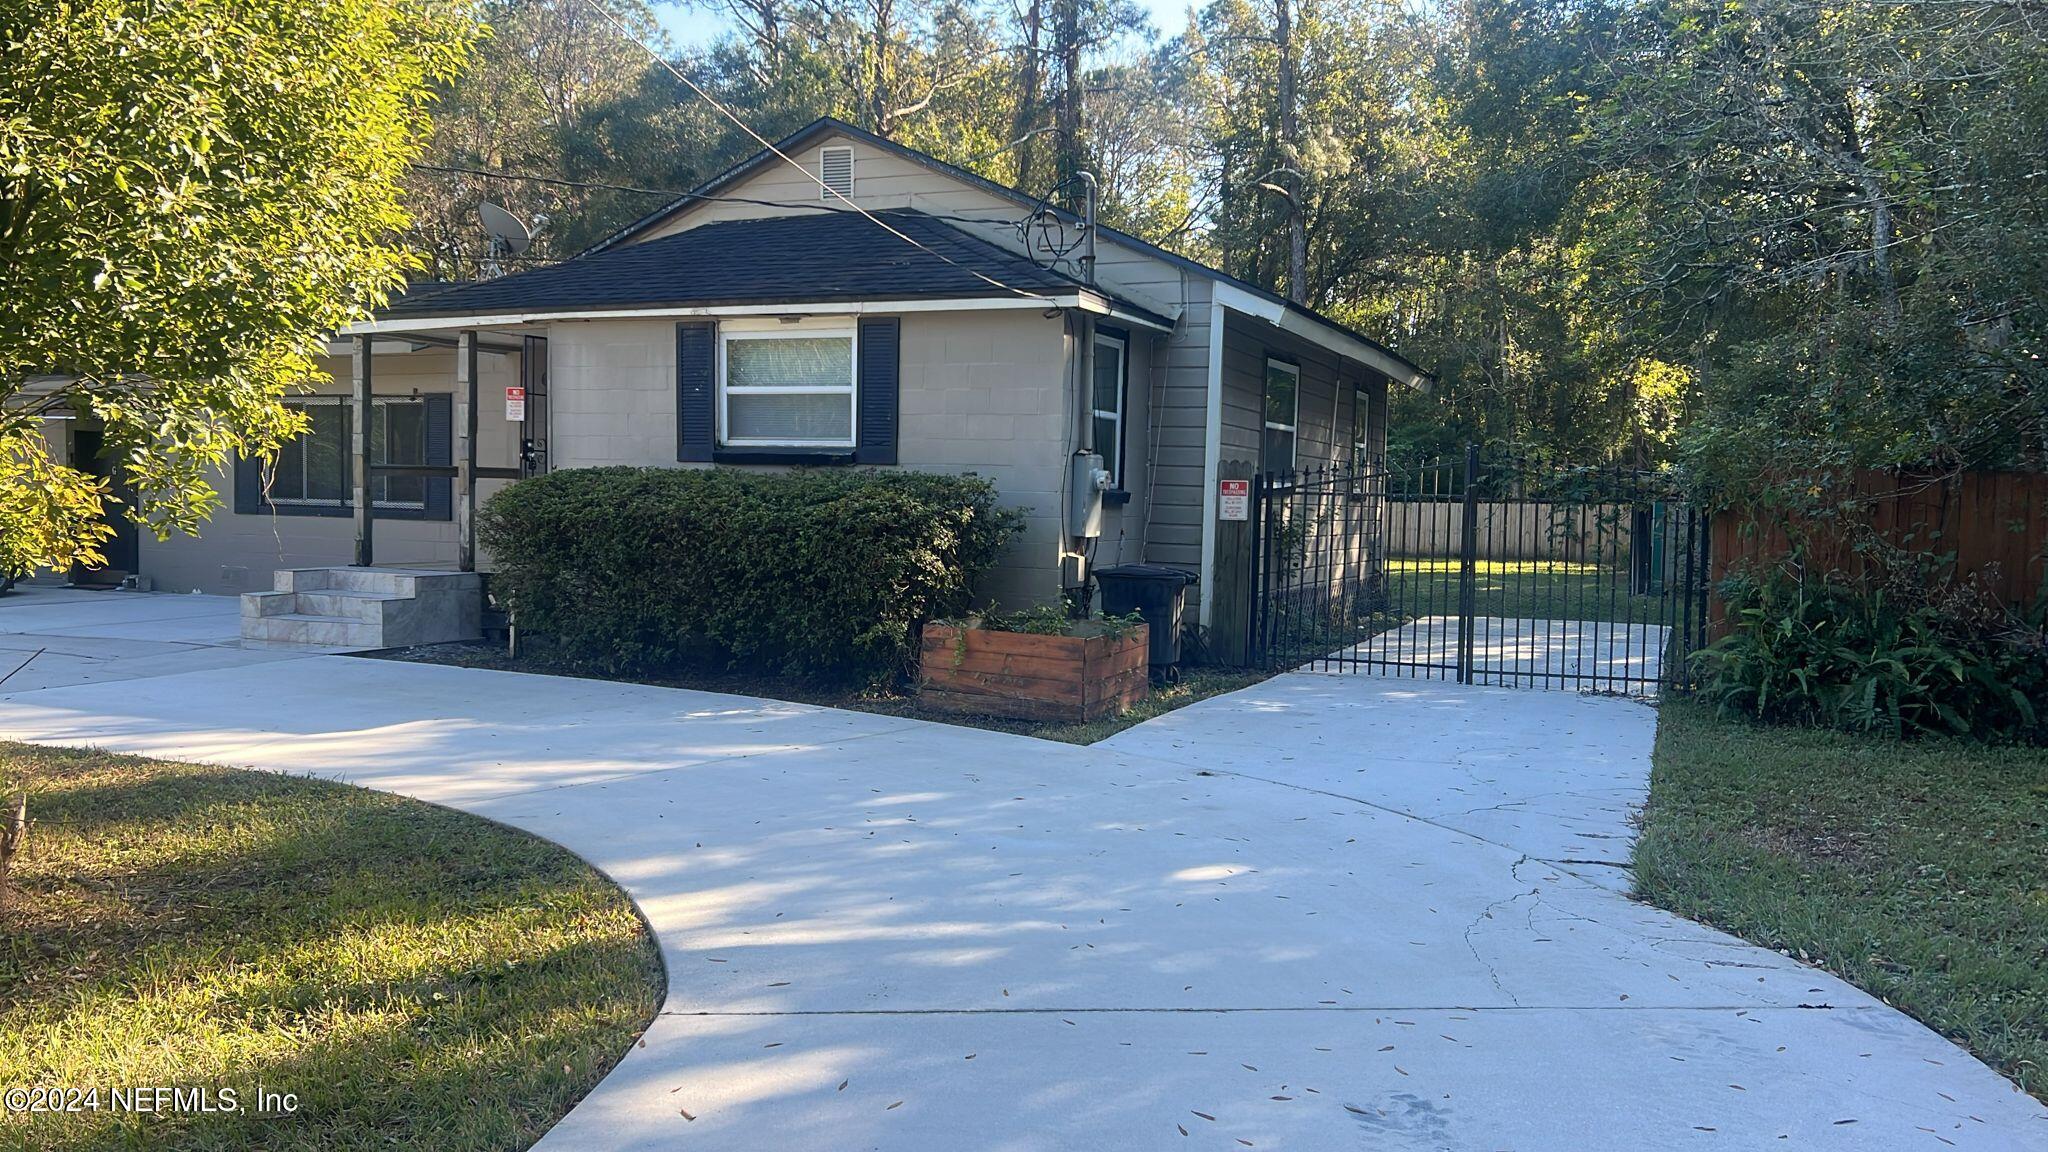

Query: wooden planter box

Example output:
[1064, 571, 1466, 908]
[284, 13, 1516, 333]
[919, 621, 1150, 723]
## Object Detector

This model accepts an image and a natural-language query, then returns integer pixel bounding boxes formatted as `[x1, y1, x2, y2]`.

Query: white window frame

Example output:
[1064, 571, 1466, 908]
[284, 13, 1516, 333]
[819, 145, 855, 200]
[717, 320, 860, 449]
[1263, 359, 1300, 472]
[1091, 332, 1127, 487]
[271, 395, 427, 511]
[1352, 384, 1373, 468]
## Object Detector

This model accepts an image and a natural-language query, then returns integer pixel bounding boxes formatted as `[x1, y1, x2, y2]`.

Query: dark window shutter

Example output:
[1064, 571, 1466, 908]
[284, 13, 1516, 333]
[233, 453, 261, 514]
[677, 321, 717, 462]
[423, 393, 452, 521]
[855, 317, 900, 465]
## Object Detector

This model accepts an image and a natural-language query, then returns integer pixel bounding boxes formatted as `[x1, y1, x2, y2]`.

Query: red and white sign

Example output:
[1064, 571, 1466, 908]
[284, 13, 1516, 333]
[1218, 478, 1250, 522]
[505, 386, 526, 422]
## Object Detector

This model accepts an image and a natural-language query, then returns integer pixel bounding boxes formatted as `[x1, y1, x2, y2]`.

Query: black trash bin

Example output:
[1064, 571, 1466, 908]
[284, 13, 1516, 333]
[1094, 563, 1198, 681]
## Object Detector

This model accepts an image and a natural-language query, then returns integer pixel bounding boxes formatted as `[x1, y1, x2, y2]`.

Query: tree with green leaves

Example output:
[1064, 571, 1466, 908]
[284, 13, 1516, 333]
[0, 0, 475, 579]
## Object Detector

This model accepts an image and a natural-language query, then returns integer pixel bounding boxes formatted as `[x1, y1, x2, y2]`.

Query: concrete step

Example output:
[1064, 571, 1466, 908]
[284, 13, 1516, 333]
[246, 567, 482, 648]
[241, 590, 297, 619]
[241, 612, 383, 648]
[291, 590, 410, 623]
[273, 567, 479, 596]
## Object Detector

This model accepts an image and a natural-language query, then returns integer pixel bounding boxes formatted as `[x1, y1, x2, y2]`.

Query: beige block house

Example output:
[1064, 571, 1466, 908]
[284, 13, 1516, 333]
[49, 119, 1426, 647]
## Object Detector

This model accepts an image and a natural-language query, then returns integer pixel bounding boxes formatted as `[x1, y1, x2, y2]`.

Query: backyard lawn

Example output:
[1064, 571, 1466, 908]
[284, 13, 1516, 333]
[1637, 701, 2048, 1098]
[1385, 558, 1681, 625]
[0, 744, 663, 1151]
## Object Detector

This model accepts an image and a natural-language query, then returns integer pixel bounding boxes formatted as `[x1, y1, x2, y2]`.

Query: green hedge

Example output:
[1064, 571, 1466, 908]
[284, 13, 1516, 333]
[478, 468, 1021, 684]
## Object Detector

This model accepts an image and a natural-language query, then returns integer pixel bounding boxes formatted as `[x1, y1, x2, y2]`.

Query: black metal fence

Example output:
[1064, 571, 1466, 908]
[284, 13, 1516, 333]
[1247, 447, 1711, 694]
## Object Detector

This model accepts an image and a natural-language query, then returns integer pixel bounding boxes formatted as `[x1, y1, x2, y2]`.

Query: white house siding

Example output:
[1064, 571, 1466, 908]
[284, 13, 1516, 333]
[539, 309, 1074, 611]
[134, 346, 522, 595]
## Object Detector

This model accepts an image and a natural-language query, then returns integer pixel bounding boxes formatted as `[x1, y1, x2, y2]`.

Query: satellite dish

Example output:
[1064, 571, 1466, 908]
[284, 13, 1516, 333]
[478, 201, 532, 257]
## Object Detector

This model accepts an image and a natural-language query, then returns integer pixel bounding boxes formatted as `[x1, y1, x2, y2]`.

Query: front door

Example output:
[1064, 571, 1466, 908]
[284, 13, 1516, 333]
[69, 429, 139, 583]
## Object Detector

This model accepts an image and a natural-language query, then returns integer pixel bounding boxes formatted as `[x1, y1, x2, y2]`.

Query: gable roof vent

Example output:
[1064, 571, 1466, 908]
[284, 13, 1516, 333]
[819, 146, 854, 200]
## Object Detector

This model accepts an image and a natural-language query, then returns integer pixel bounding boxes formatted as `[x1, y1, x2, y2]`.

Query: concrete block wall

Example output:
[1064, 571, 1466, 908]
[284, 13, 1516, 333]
[895, 311, 1070, 610]
[542, 310, 1078, 611]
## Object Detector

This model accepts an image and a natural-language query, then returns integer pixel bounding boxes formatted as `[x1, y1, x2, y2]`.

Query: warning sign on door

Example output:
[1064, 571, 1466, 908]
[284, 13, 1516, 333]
[1218, 478, 1250, 521]
[505, 386, 526, 422]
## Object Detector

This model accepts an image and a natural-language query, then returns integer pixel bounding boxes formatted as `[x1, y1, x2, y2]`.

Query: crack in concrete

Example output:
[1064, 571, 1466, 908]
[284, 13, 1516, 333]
[1462, 859, 1534, 1008]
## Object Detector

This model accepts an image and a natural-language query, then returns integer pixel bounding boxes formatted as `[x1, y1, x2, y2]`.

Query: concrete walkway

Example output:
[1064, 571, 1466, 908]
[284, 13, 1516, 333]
[0, 586, 342, 695]
[0, 612, 2041, 1149]
[1335, 615, 1670, 692]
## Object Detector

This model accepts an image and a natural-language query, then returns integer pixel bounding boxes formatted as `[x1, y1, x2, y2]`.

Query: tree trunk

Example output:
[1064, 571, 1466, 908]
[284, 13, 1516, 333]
[1275, 0, 1306, 304]
[1053, 0, 1083, 182]
[0, 793, 23, 913]
[869, 0, 894, 136]
[1859, 171, 1901, 327]
[1012, 0, 1044, 192]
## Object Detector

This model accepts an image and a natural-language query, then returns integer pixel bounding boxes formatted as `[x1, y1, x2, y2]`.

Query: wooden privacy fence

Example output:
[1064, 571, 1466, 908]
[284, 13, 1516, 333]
[1710, 469, 2048, 621]
[1387, 500, 1631, 562]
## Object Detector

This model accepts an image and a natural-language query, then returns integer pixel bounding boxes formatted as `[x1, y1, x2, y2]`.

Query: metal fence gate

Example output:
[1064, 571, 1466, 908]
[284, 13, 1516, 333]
[1246, 446, 1712, 694]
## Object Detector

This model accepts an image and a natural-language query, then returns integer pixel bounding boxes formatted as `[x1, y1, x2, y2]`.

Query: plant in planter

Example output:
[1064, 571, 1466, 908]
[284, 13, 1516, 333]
[919, 608, 1150, 722]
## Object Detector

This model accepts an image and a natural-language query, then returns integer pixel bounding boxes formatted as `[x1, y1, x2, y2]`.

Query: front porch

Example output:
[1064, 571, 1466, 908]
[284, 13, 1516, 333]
[227, 326, 544, 646]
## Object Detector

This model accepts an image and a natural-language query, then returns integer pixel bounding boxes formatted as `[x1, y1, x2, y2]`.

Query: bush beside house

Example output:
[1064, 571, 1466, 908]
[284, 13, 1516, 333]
[478, 468, 1021, 685]
[1697, 566, 2046, 743]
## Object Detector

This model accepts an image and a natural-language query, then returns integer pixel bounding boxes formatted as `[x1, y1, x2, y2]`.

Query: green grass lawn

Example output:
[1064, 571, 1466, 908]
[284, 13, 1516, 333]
[0, 744, 663, 1151]
[1637, 701, 2048, 1098]
[1386, 559, 1679, 625]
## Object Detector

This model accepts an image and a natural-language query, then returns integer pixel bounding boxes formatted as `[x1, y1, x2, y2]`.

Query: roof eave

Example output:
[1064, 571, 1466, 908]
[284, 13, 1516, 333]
[1212, 282, 1429, 389]
[348, 292, 1172, 336]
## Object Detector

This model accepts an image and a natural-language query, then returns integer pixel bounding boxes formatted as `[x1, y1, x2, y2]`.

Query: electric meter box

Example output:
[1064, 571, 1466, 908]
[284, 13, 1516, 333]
[1068, 451, 1110, 538]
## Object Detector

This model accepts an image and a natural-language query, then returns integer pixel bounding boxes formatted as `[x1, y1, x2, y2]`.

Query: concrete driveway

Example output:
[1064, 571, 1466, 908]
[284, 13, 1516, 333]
[0, 607, 2042, 1150]
[0, 586, 339, 695]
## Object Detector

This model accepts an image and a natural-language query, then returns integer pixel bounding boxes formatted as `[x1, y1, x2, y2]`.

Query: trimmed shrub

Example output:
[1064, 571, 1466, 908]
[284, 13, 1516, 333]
[478, 467, 1022, 685]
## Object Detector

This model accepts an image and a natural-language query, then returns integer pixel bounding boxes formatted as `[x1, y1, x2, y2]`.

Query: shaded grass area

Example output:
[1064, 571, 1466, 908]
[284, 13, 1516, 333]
[1637, 701, 2048, 1099]
[0, 744, 663, 1151]
[1386, 559, 1679, 625]
[376, 643, 1269, 746]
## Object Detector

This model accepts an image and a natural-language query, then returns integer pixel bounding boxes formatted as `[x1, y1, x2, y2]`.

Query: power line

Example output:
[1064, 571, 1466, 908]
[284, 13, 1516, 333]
[413, 161, 1017, 226]
[574, 0, 1060, 303]
[411, 163, 676, 197]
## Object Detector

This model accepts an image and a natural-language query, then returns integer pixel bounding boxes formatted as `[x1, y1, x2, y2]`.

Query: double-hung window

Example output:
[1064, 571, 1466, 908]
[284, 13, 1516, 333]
[1351, 385, 1373, 469]
[1263, 360, 1299, 473]
[269, 396, 427, 510]
[718, 323, 858, 449]
[1091, 331, 1127, 487]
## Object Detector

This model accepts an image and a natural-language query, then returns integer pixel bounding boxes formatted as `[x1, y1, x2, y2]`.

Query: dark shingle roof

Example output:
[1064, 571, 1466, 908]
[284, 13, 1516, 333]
[379, 209, 1129, 320]
[590, 117, 1427, 382]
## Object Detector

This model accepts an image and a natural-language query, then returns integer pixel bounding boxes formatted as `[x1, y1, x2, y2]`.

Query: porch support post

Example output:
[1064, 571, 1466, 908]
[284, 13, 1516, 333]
[351, 335, 375, 567]
[455, 330, 478, 572]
